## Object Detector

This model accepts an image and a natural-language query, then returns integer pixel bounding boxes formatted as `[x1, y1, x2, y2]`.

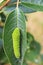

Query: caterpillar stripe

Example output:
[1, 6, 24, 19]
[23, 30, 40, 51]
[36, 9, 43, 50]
[12, 28, 20, 58]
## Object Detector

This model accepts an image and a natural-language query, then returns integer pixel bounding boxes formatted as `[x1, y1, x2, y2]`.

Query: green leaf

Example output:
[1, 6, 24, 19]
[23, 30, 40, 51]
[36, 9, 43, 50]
[1, 4, 35, 15]
[40, 54, 43, 64]
[21, 1, 43, 11]
[9, 0, 17, 3]
[3, 8, 27, 65]
[0, 39, 3, 52]
[27, 32, 34, 50]
[24, 41, 41, 62]
[0, 47, 7, 63]
[0, 28, 3, 39]
[0, 39, 7, 63]
[23, 61, 27, 65]
[27, 32, 34, 43]
[19, 5, 36, 13]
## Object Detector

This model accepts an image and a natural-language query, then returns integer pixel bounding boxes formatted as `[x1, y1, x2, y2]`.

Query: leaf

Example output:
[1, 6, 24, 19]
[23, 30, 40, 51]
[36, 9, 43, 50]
[3, 8, 27, 65]
[19, 4, 36, 13]
[1, 4, 36, 16]
[24, 41, 41, 62]
[21, 0, 43, 4]
[27, 32, 34, 43]
[23, 61, 27, 65]
[0, 39, 9, 64]
[27, 32, 34, 50]
[0, 28, 3, 39]
[1, 5, 16, 15]
[0, 46, 7, 63]
[0, 39, 3, 51]
[21, 0, 43, 11]
[0, 39, 5, 62]
[40, 54, 43, 64]
[9, 0, 17, 3]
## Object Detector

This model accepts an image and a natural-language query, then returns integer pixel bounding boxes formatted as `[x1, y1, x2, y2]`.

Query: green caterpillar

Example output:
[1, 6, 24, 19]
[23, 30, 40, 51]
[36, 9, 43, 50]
[12, 28, 20, 58]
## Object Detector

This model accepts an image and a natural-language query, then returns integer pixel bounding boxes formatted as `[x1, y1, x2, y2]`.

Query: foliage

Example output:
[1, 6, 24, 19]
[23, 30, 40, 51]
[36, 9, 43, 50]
[0, 0, 43, 65]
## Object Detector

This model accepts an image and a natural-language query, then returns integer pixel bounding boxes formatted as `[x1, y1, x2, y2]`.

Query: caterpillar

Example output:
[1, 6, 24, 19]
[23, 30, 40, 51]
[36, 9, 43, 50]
[12, 28, 20, 58]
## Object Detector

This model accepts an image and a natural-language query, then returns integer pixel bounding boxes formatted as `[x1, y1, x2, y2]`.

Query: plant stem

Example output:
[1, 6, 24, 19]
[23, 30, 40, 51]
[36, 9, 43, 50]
[0, 0, 10, 10]
[17, 0, 19, 8]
